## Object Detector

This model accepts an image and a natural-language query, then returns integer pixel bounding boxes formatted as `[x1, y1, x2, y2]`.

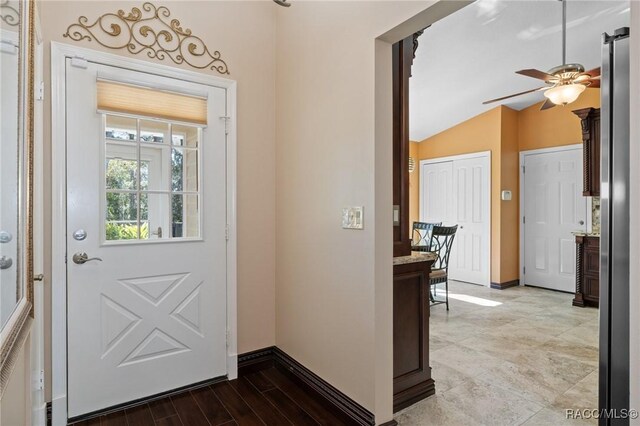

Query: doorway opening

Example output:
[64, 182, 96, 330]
[392, 0, 631, 423]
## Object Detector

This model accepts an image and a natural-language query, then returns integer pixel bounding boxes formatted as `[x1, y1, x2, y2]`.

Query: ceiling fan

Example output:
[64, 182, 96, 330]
[483, 0, 600, 110]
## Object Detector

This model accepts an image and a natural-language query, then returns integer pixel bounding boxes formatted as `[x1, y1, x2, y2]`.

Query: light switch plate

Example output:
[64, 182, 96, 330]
[342, 207, 364, 230]
[501, 190, 512, 201]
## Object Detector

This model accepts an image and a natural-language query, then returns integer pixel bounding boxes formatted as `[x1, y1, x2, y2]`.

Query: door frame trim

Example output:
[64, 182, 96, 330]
[519, 144, 586, 288]
[50, 42, 238, 424]
[418, 150, 491, 287]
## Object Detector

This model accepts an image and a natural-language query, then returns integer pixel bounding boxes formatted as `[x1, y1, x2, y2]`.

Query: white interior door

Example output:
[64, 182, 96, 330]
[65, 61, 228, 418]
[420, 153, 490, 286]
[450, 156, 491, 285]
[523, 148, 586, 292]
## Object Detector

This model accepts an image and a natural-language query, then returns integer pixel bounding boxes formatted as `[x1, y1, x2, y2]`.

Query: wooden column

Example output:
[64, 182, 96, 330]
[392, 31, 423, 257]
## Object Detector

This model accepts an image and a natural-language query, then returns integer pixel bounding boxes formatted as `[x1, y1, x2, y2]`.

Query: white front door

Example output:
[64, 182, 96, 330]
[65, 60, 228, 418]
[420, 153, 490, 286]
[523, 148, 587, 292]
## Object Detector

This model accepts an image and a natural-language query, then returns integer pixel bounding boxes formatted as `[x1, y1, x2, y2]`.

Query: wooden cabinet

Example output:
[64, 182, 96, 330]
[393, 257, 435, 412]
[573, 235, 600, 308]
[573, 107, 601, 196]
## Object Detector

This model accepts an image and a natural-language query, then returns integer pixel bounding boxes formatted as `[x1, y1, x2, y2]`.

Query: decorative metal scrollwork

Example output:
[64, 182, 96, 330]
[0, 0, 20, 27]
[63, 2, 229, 75]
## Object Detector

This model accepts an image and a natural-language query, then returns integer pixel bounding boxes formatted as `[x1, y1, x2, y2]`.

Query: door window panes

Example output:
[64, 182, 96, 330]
[106, 158, 138, 191]
[172, 124, 199, 147]
[171, 147, 199, 192]
[172, 194, 200, 238]
[105, 115, 137, 142]
[105, 193, 139, 240]
[103, 114, 202, 242]
[140, 119, 168, 144]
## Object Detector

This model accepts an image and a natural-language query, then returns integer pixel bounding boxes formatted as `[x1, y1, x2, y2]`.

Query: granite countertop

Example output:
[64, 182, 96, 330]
[572, 231, 601, 237]
[393, 251, 438, 266]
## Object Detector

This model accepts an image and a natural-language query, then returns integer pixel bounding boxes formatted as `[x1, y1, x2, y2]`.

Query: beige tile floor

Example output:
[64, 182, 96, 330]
[396, 281, 599, 426]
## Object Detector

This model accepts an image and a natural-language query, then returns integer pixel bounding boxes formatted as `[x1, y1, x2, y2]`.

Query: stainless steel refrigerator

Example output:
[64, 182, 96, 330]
[599, 27, 630, 424]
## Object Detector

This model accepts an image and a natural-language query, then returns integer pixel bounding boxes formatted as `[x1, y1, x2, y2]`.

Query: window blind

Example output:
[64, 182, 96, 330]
[97, 80, 208, 125]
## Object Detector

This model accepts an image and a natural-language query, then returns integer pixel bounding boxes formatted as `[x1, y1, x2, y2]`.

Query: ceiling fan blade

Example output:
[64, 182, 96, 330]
[482, 86, 547, 105]
[540, 98, 556, 111]
[583, 67, 601, 78]
[516, 69, 558, 82]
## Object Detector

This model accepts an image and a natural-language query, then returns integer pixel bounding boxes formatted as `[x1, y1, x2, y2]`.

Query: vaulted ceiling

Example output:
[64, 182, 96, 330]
[410, 0, 630, 141]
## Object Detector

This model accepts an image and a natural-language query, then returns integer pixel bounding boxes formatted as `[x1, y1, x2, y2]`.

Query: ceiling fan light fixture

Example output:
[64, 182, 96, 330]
[543, 83, 586, 106]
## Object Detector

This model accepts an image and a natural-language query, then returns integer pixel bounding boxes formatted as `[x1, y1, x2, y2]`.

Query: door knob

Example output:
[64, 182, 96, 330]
[72, 252, 103, 264]
[579, 220, 585, 225]
[0, 256, 12, 270]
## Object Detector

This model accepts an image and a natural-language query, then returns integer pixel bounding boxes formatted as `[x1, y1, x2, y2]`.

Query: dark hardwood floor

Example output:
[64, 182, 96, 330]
[70, 367, 350, 426]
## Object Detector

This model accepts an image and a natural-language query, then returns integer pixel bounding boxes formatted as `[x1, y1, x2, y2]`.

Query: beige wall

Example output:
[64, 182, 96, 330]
[39, 0, 277, 397]
[275, 0, 436, 416]
[373, 38, 396, 425]
[412, 90, 601, 284]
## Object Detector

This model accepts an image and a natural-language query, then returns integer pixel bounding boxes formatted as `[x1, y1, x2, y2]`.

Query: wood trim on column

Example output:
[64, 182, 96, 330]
[573, 235, 586, 307]
[572, 107, 601, 196]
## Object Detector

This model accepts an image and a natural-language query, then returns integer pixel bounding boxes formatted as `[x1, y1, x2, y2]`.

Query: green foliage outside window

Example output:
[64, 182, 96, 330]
[106, 222, 149, 240]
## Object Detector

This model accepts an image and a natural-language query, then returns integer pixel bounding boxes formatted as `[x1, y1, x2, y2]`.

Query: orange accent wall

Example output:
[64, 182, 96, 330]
[412, 89, 600, 285]
[500, 107, 520, 283]
[518, 88, 600, 151]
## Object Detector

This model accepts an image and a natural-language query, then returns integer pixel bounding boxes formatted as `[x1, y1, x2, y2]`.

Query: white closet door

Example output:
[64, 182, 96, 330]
[420, 154, 490, 286]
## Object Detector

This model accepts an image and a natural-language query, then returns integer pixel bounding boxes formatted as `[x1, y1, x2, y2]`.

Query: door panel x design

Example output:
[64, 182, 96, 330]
[99, 272, 205, 366]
